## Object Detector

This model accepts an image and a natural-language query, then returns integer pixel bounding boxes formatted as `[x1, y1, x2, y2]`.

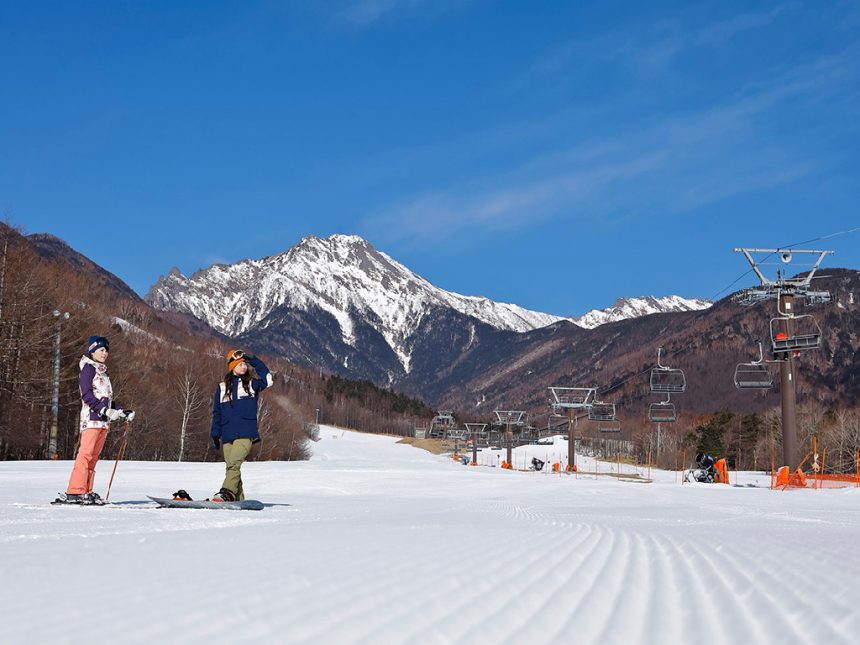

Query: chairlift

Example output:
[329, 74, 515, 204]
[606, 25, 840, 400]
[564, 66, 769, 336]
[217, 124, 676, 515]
[770, 315, 822, 354]
[588, 401, 616, 422]
[648, 395, 676, 423]
[650, 347, 686, 393]
[734, 341, 774, 389]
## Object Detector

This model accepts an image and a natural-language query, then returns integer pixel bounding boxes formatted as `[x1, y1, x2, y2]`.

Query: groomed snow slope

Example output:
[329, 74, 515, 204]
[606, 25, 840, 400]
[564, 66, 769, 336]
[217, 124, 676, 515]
[1, 427, 857, 644]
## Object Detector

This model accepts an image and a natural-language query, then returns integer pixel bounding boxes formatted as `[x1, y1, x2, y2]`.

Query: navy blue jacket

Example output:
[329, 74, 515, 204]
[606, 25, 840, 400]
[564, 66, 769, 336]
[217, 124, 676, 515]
[210, 356, 273, 444]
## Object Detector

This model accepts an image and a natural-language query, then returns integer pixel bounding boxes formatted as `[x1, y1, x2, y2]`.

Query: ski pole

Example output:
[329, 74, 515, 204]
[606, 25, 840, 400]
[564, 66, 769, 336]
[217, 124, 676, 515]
[106, 420, 131, 502]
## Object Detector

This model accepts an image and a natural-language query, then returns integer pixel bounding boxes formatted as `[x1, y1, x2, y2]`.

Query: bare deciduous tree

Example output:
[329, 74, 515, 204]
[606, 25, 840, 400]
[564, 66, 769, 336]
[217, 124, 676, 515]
[175, 367, 206, 462]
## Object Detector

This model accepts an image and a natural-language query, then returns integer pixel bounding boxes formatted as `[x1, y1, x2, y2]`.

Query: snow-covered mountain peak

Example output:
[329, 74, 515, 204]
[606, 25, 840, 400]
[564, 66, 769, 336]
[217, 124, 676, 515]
[146, 235, 563, 371]
[572, 295, 712, 329]
[147, 235, 712, 374]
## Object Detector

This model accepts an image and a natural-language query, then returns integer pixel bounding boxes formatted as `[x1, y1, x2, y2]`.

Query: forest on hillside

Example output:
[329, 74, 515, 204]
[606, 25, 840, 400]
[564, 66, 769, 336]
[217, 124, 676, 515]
[0, 223, 434, 461]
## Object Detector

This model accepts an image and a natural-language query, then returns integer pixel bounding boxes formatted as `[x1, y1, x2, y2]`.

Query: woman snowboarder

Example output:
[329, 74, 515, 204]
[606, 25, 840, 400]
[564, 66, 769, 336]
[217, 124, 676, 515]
[56, 335, 134, 505]
[210, 349, 273, 501]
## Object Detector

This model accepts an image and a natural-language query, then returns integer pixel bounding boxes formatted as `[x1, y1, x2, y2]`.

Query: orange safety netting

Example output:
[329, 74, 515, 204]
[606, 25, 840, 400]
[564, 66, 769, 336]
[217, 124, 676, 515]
[772, 449, 860, 490]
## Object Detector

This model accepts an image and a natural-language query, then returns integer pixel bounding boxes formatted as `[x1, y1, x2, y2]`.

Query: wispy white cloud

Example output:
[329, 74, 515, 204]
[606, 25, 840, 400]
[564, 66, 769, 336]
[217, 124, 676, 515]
[336, 0, 468, 26]
[365, 47, 858, 244]
[339, 0, 423, 25]
[510, 3, 800, 90]
[695, 3, 800, 45]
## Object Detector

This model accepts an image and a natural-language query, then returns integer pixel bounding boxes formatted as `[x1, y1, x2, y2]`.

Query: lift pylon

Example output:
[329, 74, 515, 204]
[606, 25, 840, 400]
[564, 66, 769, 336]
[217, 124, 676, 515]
[464, 423, 488, 466]
[493, 410, 525, 469]
[733, 246, 834, 470]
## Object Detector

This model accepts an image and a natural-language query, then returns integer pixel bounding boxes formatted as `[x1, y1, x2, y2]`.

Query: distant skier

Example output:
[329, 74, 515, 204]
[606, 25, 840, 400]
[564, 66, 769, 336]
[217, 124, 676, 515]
[210, 349, 273, 502]
[56, 336, 134, 505]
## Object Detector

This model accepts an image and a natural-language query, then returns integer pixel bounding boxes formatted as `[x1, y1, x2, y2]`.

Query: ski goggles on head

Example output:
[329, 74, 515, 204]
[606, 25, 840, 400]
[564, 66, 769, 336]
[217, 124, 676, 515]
[227, 350, 247, 371]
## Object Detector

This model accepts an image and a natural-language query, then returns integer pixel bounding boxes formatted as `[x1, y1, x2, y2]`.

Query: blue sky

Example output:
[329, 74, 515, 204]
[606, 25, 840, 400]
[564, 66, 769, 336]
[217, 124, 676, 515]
[2, 0, 859, 316]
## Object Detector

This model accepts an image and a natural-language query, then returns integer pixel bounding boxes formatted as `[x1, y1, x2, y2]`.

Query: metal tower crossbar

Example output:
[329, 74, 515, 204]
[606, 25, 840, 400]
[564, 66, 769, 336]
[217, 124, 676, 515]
[548, 386, 596, 409]
[493, 410, 525, 426]
[733, 248, 834, 304]
[464, 423, 488, 436]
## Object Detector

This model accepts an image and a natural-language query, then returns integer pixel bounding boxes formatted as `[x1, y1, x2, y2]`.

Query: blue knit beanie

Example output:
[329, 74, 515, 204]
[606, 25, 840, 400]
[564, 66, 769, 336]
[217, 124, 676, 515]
[86, 336, 110, 355]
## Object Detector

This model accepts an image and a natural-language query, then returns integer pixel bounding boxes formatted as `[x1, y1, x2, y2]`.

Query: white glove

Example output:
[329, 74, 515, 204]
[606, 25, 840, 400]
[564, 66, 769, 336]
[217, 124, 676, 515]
[122, 410, 136, 423]
[104, 408, 123, 422]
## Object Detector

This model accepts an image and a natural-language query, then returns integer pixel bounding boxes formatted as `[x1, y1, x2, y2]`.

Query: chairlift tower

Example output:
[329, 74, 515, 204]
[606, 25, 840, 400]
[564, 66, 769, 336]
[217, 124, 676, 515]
[549, 386, 596, 471]
[464, 423, 488, 466]
[734, 247, 833, 470]
[493, 410, 525, 468]
[429, 411, 456, 439]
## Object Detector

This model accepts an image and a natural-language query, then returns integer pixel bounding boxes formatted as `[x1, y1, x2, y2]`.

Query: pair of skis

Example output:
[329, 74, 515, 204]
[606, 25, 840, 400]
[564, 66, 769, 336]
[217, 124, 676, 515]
[51, 494, 264, 511]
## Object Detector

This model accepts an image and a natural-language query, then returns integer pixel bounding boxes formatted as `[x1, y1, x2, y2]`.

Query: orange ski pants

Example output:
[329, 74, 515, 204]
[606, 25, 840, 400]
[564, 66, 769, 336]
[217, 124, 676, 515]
[66, 426, 110, 494]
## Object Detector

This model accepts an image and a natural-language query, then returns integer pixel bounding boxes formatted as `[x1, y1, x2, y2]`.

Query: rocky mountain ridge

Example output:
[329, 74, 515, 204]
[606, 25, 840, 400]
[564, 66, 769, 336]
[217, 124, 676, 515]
[146, 234, 710, 381]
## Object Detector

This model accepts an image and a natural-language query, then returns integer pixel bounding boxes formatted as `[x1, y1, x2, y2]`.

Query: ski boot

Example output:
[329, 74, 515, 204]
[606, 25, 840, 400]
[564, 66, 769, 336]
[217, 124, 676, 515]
[52, 492, 85, 505]
[84, 492, 106, 506]
[210, 488, 235, 502]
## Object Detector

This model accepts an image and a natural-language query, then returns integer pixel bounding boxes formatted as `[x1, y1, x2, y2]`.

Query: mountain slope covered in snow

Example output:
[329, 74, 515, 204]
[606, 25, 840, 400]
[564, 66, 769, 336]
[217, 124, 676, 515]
[146, 235, 710, 380]
[147, 235, 563, 372]
[572, 295, 712, 329]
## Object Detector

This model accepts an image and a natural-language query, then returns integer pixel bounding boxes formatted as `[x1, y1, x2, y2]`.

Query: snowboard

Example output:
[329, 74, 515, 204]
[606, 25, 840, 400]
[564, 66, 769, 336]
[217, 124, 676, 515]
[147, 495, 264, 511]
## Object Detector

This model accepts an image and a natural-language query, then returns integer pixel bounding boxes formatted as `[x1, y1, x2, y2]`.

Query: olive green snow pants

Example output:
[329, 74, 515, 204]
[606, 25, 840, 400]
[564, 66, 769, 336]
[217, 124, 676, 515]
[221, 438, 253, 501]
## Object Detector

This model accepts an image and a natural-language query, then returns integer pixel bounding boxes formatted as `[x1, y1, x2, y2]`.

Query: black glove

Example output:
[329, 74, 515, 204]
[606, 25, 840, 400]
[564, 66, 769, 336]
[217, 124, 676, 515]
[212, 437, 221, 450]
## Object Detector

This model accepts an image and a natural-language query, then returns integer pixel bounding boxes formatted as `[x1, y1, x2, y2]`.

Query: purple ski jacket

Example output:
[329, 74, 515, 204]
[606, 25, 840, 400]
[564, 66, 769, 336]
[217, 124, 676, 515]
[79, 355, 122, 432]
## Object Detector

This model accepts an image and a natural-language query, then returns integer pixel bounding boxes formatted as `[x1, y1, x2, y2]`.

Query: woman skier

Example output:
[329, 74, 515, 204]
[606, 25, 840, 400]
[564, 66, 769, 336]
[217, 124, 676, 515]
[210, 349, 273, 501]
[56, 335, 134, 505]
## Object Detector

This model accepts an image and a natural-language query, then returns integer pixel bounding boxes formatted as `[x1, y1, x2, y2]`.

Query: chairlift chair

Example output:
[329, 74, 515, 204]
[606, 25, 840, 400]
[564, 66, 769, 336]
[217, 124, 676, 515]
[734, 341, 774, 389]
[648, 395, 676, 423]
[650, 347, 686, 393]
[588, 401, 616, 422]
[770, 315, 822, 354]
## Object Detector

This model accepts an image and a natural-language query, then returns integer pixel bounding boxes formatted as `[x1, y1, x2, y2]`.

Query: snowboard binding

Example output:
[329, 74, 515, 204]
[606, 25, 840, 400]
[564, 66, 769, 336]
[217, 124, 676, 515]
[172, 489, 193, 501]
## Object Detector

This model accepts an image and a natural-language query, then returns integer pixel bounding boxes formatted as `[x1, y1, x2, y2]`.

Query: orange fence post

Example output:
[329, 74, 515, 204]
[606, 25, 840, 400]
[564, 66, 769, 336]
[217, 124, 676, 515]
[820, 448, 827, 491]
[813, 436, 818, 490]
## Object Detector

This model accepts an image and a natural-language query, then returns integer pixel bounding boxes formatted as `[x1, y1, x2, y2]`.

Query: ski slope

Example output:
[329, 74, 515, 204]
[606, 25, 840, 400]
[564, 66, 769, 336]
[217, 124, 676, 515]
[1, 427, 857, 644]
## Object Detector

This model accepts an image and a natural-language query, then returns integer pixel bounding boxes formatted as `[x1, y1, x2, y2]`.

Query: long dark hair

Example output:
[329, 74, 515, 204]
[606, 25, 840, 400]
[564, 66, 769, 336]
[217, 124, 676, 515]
[222, 368, 256, 403]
